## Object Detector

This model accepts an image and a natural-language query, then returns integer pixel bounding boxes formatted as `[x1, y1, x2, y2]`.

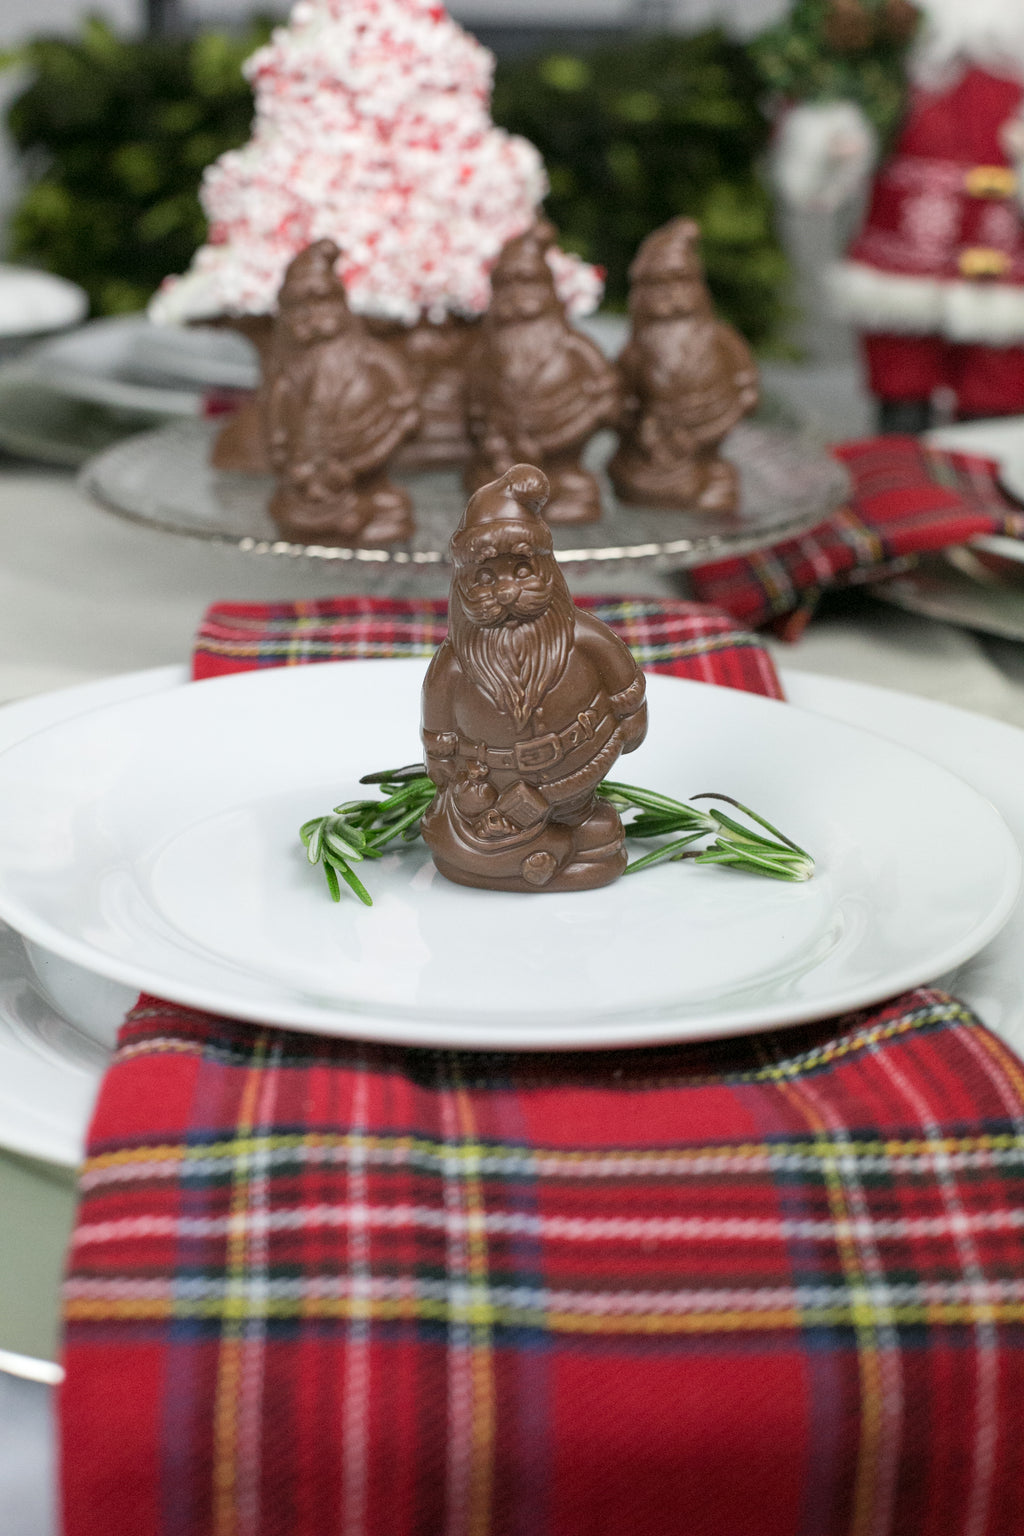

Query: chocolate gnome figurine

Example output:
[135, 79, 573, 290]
[263, 240, 420, 546]
[420, 465, 647, 892]
[464, 226, 619, 525]
[608, 218, 759, 514]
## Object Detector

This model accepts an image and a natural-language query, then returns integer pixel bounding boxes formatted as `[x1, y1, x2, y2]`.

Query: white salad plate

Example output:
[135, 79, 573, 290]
[22, 316, 211, 416]
[1, 665, 1023, 1164]
[0, 659, 1017, 1057]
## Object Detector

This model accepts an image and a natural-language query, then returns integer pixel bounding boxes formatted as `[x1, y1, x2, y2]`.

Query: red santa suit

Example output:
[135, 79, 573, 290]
[830, 3, 1024, 417]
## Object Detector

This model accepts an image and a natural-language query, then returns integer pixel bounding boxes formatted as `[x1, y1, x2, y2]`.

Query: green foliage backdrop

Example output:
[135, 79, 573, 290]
[750, 0, 916, 145]
[4, 20, 788, 345]
[493, 31, 788, 346]
[4, 18, 270, 315]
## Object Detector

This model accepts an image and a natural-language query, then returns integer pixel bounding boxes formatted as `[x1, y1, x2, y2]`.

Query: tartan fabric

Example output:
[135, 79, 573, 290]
[63, 992, 1024, 1536]
[192, 593, 785, 698]
[690, 436, 1024, 633]
[60, 597, 1024, 1536]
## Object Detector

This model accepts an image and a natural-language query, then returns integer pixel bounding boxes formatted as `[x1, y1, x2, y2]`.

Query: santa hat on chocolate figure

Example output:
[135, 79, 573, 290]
[772, 0, 1024, 431]
[450, 464, 555, 574]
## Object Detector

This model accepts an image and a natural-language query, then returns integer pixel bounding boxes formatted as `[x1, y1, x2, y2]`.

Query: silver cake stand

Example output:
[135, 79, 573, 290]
[79, 418, 848, 597]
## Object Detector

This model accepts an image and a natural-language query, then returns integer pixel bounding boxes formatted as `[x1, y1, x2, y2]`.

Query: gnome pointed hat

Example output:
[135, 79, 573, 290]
[629, 217, 703, 284]
[278, 239, 346, 308]
[450, 465, 553, 567]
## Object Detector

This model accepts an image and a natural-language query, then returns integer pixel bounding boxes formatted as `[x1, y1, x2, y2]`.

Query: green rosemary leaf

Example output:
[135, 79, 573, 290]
[323, 827, 366, 863]
[626, 810, 711, 839]
[623, 832, 708, 874]
[599, 781, 687, 814]
[365, 801, 430, 849]
[695, 844, 813, 882]
[359, 763, 428, 786]
[323, 860, 342, 903]
[331, 856, 374, 906]
[692, 793, 810, 857]
[305, 821, 324, 865]
[301, 766, 813, 905]
[702, 808, 791, 851]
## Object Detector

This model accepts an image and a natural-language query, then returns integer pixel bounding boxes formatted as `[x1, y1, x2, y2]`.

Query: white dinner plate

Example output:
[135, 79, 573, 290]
[0, 659, 1017, 1051]
[0, 265, 87, 344]
[996, 446, 1024, 511]
[2, 664, 1024, 1164]
[970, 533, 1024, 566]
[928, 418, 1024, 565]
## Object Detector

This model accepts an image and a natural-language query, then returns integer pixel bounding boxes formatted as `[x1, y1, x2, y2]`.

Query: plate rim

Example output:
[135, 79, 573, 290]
[77, 417, 851, 570]
[0, 659, 1018, 1051]
[1, 662, 1024, 1165]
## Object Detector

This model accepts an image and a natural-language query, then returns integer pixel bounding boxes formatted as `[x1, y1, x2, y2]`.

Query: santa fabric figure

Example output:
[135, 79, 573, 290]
[773, 0, 1024, 430]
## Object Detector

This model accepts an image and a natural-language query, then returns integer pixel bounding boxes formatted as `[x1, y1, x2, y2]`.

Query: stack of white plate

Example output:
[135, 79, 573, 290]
[0, 657, 1021, 1176]
[0, 311, 256, 466]
[0, 265, 87, 357]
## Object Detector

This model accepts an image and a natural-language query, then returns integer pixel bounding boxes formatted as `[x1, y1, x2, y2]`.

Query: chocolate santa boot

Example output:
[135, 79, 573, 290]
[268, 485, 357, 541]
[356, 472, 415, 545]
[558, 795, 628, 888]
[211, 397, 271, 473]
[546, 458, 603, 524]
[695, 453, 740, 513]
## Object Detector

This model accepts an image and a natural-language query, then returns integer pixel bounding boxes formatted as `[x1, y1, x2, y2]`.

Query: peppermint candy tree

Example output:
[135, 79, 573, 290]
[150, 0, 602, 326]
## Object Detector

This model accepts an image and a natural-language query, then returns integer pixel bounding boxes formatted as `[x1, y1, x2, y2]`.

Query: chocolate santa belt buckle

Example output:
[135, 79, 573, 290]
[515, 733, 564, 771]
[513, 709, 601, 772]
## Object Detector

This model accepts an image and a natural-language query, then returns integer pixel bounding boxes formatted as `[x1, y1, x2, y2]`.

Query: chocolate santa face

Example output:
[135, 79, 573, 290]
[421, 465, 648, 893]
[280, 292, 352, 346]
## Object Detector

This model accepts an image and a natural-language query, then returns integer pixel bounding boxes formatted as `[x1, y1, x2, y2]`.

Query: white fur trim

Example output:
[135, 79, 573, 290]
[828, 259, 1024, 342]
[771, 102, 878, 213]
[1001, 111, 1024, 212]
[910, 0, 1024, 92]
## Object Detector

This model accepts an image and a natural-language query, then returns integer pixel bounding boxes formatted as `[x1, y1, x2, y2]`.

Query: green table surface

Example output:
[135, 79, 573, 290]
[0, 1150, 77, 1364]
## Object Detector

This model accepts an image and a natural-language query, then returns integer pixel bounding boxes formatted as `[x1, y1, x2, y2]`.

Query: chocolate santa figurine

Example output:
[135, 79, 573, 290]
[262, 240, 420, 546]
[608, 218, 759, 514]
[463, 226, 620, 525]
[420, 464, 647, 893]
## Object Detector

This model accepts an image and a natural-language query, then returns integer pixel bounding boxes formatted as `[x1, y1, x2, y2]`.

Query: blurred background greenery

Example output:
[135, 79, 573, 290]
[2, 18, 271, 316]
[493, 31, 786, 346]
[0, 6, 901, 349]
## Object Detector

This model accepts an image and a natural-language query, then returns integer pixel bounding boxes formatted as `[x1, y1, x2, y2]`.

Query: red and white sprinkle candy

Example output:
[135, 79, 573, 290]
[150, 0, 603, 326]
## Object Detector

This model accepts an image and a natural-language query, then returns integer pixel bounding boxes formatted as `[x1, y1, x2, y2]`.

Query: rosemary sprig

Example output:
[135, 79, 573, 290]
[300, 765, 813, 905]
[598, 783, 814, 882]
[299, 765, 435, 907]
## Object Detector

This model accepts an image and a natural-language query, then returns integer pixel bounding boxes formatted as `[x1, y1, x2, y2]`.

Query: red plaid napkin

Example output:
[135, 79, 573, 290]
[61, 599, 1024, 1536]
[691, 436, 1024, 638]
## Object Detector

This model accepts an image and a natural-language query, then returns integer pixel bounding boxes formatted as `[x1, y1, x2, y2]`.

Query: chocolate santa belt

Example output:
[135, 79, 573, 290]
[425, 705, 615, 776]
